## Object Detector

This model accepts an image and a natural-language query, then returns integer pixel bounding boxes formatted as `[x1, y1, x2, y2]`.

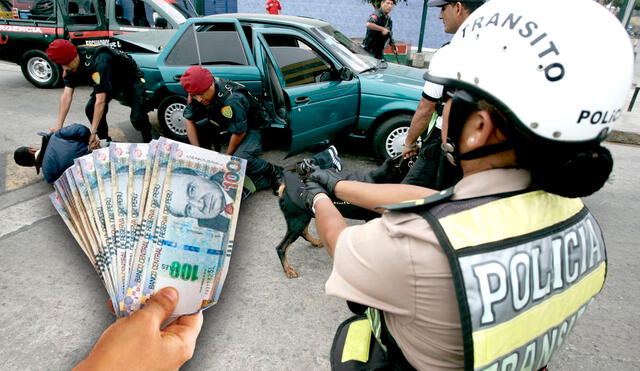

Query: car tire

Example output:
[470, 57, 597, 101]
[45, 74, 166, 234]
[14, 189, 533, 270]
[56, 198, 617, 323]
[372, 114, 415, 161]
[20, 50, 62, 89]
[158, 95, 189, 141]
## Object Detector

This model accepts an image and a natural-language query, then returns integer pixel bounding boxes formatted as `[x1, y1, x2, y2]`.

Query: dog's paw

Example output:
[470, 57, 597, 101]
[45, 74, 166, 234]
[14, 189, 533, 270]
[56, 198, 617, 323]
[284, 266, 300, 279]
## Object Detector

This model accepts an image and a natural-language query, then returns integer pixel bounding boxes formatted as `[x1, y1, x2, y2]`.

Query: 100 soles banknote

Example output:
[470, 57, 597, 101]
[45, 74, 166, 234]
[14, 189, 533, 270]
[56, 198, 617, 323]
[51, 138, 246, 318]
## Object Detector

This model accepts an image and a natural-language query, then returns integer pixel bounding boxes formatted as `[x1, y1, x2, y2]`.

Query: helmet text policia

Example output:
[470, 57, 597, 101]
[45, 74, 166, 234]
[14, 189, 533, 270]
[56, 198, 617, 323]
[425, 0, 634, 151]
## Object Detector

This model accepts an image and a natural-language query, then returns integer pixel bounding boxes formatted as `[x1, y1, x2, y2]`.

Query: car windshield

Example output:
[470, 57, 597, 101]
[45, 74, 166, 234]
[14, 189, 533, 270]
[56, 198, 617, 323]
[147, 0, 196, 24]
[310, 25, 377, 73]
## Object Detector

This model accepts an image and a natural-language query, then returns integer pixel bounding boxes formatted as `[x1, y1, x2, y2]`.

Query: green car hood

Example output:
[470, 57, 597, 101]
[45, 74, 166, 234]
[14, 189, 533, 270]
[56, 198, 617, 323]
[358, 63, 425, 100]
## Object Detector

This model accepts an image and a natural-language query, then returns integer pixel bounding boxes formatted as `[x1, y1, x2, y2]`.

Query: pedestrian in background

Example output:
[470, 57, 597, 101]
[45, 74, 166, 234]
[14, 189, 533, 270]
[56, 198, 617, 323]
[265, 0, 282, 15]
[362, 0, 396, 60]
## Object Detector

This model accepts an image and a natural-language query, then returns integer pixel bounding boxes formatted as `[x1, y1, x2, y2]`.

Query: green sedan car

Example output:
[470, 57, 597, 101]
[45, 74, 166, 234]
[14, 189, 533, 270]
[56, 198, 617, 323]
[119, 13, 426, 160]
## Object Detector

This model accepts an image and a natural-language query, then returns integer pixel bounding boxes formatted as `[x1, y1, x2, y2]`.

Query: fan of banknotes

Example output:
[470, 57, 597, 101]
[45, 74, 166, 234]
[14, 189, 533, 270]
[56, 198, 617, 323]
[50, 137, 247, 318]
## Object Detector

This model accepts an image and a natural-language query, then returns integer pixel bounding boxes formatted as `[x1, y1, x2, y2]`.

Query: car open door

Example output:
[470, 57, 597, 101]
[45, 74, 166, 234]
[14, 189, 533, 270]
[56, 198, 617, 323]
[254, 28, 360, 157]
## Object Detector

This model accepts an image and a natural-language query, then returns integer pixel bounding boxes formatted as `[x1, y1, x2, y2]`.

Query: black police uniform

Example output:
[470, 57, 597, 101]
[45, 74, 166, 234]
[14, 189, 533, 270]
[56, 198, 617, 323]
[183, 77, 281, 192]
[362, 9, 392, 60]
[62, 46, 151, 142]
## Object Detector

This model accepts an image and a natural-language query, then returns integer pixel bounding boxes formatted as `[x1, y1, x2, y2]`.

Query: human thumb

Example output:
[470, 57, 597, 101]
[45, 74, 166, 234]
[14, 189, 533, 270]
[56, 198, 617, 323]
[138, 287, 179, 327]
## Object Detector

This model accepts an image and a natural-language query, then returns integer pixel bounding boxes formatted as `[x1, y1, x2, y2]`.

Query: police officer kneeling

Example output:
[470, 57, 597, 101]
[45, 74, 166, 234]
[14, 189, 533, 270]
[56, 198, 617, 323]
[302, 0, 633, 369]
[46, 40, 153, 147]
[180, 66, 283, 193]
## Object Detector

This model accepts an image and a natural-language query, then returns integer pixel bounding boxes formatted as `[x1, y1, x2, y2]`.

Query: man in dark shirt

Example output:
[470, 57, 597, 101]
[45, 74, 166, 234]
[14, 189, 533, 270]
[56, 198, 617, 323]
[13, 123, 92, 184]
[180, 66, 283, 194]
[362, 0, 396, 60]
[45, 39, 152, 148]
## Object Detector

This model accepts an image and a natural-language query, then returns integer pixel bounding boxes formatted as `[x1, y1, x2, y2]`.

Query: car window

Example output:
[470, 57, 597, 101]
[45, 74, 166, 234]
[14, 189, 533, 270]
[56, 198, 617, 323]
[65, 0, 100, 25]
[263, 34, 333, 87]
[311, 26, 373, 73]
[165, 22, 248, 66]
[114, 0, 159, 28]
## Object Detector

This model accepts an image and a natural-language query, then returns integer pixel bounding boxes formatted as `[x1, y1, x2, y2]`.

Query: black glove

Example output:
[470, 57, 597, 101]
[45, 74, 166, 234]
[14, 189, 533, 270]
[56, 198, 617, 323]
[307, 165, 346, 195]
[300, 178, 329, 214]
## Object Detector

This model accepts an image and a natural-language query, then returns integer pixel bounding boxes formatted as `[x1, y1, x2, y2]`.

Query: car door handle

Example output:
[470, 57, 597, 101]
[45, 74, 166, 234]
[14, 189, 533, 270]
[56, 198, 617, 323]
[173, 75, 183, 82]
[113, 31, 123, 35]
[73, 32, 84, 36]
[295, 96, 310, 104]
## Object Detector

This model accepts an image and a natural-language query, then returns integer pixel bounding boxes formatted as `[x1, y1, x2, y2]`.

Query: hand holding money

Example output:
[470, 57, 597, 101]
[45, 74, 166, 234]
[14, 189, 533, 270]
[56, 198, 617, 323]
[74, 287, 203, 371]
[50, 137, 247, 318]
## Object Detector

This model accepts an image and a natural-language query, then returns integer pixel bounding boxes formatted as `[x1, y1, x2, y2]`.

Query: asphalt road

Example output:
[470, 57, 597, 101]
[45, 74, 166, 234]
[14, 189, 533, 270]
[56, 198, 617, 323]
[0, 62, 639, 370]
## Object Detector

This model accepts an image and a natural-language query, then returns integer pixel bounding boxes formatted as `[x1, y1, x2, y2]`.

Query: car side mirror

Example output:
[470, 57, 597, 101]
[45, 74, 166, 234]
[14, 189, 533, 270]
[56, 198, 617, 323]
[338, 67, 354, 81]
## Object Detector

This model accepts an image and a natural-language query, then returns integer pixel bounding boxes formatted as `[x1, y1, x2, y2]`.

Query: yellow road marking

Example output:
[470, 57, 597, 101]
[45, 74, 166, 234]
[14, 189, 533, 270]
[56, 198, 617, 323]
[4, 153, 40, 192]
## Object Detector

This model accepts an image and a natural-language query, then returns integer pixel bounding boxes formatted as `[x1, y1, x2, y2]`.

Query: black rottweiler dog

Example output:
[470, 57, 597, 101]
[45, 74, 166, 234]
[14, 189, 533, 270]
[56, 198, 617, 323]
[275, 155, 414, 278]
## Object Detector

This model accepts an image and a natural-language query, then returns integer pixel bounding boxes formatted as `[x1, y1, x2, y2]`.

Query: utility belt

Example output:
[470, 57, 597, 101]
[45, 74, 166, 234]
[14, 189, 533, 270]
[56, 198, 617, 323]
[331, 188, 606, 371]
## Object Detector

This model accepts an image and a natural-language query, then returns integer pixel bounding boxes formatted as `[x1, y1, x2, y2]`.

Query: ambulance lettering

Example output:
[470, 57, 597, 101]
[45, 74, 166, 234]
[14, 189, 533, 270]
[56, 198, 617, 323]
[0, 25, 43, 33]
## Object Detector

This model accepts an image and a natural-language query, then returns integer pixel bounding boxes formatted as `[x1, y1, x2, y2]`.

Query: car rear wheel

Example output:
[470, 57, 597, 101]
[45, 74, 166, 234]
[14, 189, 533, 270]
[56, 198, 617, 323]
[372, 114, 419, 160]
[158, 95, 188, 141]
[20, 50, 62, 89]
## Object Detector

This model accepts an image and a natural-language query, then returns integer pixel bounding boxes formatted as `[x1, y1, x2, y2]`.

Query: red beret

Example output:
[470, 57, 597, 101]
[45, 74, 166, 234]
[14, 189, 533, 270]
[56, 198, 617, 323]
[180, 66, 214, 94]
[46, 39, 78, 65]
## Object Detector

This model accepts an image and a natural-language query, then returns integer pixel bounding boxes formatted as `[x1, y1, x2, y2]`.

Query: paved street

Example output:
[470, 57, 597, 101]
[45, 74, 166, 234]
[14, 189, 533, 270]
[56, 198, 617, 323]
[0, 61, 639, 370]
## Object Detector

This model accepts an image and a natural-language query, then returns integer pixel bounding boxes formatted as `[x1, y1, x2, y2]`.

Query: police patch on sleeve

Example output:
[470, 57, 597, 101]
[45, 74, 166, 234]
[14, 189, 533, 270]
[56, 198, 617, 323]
[221, 106, 233, 119]
[371, 14, 378, 20]
[92, 72, 101, 84]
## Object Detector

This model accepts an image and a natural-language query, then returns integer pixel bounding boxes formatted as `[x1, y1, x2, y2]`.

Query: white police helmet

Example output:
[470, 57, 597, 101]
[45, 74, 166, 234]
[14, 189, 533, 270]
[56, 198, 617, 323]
[425, 0, 634, 144]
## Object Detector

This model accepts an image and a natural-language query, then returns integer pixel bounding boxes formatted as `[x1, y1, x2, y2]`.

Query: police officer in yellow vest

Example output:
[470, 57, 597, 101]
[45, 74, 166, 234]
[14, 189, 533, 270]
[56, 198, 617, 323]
[300, 0, 633, 369]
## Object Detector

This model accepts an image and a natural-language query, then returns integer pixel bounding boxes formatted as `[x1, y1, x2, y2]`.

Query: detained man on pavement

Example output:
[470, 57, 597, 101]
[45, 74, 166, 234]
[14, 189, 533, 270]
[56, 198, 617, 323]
[401, 0, 484, 190]
[180, 66, 284, 194]
[13, 123, 95, 184]
[46, 39, 153, 148]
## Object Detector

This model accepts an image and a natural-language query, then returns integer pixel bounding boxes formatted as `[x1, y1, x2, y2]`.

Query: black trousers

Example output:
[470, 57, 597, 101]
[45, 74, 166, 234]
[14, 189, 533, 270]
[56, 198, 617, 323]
[363, 44, 384, 60]
[401, 128, 462, 190]
[85, 80, 151, 141]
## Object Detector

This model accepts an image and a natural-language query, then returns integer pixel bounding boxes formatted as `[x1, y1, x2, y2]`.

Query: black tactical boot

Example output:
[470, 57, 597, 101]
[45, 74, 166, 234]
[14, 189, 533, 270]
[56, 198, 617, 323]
[269, 164, 285, 195]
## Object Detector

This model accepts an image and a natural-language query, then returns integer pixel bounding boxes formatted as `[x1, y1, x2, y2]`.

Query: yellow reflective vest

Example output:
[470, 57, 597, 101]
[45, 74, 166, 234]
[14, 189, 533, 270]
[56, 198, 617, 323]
[384, 188, 607, 370]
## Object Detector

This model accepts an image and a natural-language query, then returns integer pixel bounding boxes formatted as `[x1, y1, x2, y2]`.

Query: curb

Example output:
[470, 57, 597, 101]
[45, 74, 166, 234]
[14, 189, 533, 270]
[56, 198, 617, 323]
[606, 130, 640, 146]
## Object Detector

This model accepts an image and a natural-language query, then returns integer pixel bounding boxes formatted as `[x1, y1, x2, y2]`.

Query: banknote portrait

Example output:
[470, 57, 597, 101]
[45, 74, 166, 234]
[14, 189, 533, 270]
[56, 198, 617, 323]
[166, 167, 237, 233]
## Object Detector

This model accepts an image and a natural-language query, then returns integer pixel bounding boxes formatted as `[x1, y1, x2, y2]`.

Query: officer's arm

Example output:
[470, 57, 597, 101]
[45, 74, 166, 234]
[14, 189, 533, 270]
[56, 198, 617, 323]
[185, 118, 200, 147]
[53, 87, 74, 132]
[403, 97, 437, 157]
[312, 195, 347, 258]
[366, 21, 388, 34]
[90, 93, 107, 137]
[225, 95, 250, 155]
[334, 182, 435, 212]
[226, 132, 246, 155]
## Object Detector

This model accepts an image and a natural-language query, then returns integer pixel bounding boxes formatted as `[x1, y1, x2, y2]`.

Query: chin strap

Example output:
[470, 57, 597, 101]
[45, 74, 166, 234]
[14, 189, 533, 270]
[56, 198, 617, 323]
[441, 137, 512, 166]
[441, 89, 514, 166]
